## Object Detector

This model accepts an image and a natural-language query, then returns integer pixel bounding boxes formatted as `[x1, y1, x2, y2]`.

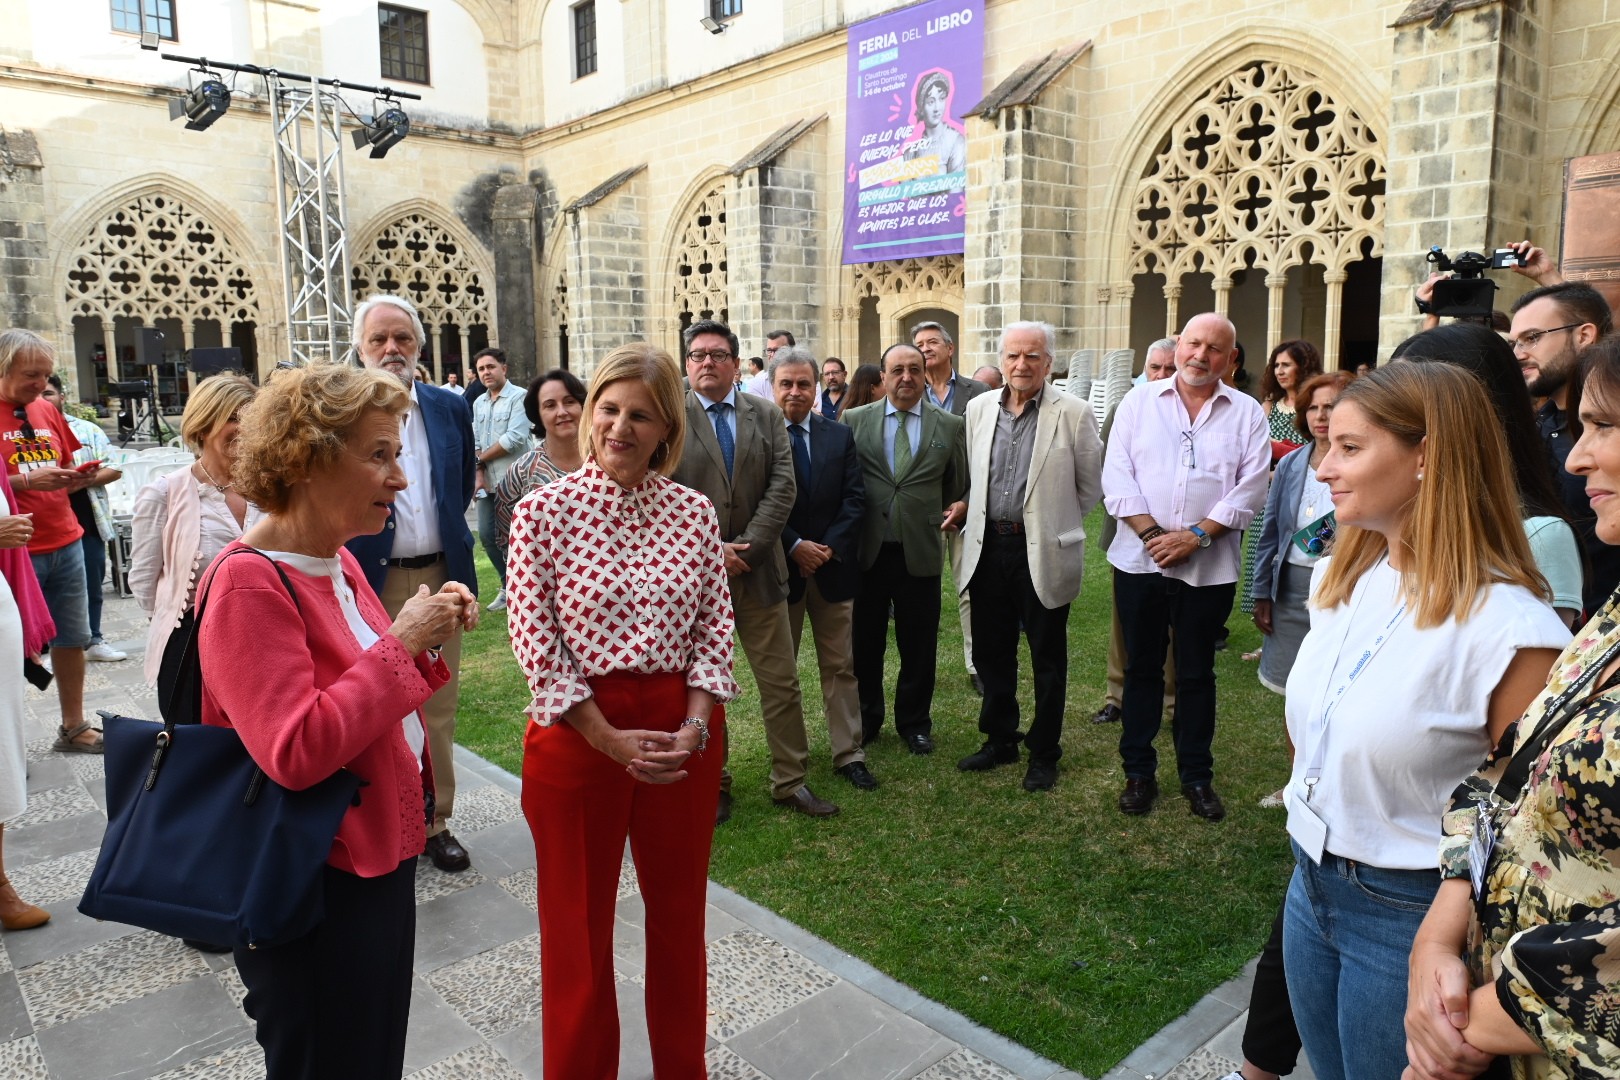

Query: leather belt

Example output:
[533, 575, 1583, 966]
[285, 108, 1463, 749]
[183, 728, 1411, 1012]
[989, 521, 1024, 535]
[386, 552, 444, 569]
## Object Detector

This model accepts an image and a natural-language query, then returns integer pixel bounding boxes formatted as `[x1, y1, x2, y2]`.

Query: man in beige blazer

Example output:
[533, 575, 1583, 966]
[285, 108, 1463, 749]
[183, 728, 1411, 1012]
[843, 343, 967, 755]
[948, 322, 1103, 791]
[671, 320, 838, 823]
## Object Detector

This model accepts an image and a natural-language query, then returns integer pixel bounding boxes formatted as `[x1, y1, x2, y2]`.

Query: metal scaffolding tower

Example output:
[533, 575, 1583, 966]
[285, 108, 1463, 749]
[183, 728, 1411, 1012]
[155, 52, 420, 368]
[267, 74, 352, 366]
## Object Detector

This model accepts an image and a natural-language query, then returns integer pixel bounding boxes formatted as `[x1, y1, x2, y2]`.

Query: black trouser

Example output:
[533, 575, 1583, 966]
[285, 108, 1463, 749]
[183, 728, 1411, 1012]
[853, 543, 940, 741]
[1114, 570, 1235, 786]
[1243, 901, 1302, 1075]
[969, 530, 1070, 762]
[234, 859, 417, 1080]
[155, 609, 193, 724]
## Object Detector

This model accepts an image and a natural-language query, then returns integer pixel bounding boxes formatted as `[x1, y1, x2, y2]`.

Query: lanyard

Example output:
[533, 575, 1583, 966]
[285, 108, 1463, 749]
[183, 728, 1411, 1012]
[1302, 561, 1407, 801]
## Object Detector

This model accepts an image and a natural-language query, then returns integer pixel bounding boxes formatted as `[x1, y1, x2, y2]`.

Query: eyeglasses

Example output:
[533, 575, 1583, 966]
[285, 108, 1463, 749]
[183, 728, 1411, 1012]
[1180, 431, 1196, 469]
[12, 407, 34, 442]
[1508, 323, 1581, 352]
[1301, 517, 1336, 556]
[685, 349, 734, 364]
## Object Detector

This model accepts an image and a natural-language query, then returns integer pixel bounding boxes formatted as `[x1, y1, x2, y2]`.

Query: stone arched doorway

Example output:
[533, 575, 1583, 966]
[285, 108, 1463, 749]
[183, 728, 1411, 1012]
[841, 254, 965, 367]
[62, 190, 263, 407]
[1121, 60, 1386, 370]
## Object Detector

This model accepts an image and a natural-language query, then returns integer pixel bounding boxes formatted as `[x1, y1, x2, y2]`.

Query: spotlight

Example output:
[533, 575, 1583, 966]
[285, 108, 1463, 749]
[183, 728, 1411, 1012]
[700, 15, 727, 34]
[351, 104, 410, 159]
[168, 77, 231, 131]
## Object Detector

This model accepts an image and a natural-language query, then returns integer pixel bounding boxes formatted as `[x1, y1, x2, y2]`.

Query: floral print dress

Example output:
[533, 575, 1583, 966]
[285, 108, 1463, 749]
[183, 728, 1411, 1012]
[1439, 597, 1620, 1080]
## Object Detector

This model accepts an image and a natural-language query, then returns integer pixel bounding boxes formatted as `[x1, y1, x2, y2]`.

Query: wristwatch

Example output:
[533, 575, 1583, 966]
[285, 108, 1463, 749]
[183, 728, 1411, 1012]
[1188, 525, 1212, 549]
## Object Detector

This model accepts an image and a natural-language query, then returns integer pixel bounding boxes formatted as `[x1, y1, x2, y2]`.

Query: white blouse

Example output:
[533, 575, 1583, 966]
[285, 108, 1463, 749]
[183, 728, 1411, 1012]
[1284, 557, 1570, 869]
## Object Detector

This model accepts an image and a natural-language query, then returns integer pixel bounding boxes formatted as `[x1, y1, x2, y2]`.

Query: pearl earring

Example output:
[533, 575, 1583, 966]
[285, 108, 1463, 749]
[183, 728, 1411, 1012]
[1416, 471, 1423, 481]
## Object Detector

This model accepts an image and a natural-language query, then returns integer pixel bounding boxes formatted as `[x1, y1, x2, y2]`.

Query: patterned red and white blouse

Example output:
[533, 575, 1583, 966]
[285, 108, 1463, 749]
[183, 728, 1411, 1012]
[507, 459, 737, 726]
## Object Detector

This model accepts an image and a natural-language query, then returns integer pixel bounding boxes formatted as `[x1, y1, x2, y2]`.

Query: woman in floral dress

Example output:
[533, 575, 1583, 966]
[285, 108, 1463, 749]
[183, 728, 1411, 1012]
[1405, 334, 1620, 1080]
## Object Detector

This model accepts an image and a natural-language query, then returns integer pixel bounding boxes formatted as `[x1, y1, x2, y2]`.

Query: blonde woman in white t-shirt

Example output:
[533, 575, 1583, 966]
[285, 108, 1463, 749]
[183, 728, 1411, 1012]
[1280, 362, 1570, 1080]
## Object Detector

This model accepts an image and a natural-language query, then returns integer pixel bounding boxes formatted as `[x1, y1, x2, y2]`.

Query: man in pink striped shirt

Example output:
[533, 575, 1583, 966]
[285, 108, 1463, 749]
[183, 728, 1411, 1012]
[1101, 313, 1270, 822]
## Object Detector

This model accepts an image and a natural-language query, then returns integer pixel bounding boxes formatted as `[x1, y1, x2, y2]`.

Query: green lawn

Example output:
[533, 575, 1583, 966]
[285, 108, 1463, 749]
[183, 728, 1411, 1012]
[455, 507, 1293, 1076]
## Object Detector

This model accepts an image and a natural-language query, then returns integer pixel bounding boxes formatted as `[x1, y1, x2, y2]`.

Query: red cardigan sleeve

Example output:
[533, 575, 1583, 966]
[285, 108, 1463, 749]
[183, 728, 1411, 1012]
[197, 548, 448, 791]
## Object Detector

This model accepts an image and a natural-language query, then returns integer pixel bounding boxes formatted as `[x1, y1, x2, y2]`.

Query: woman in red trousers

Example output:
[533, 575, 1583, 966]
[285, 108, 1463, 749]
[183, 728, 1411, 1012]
[507, 341, 736, 1080]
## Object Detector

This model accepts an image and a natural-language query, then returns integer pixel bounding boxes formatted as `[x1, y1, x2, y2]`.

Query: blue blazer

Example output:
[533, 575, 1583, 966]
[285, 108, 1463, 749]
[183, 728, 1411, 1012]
[347, 382, 478, 597]
[781, 413, 866, 605]
[1251, 442, 1314, 603]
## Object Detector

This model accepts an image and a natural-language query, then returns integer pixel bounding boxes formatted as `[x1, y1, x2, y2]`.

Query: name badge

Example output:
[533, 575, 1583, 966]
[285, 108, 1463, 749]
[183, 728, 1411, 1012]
[1286, 785, 1328, 864]
[1469, 809, 1497, 899]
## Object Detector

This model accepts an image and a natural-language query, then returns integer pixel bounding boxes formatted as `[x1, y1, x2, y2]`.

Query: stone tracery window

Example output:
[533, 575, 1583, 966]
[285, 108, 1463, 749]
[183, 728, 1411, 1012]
[351, 211, 493, 370]
[1126, 60, 1386, 364]
[849, 254, 964, 299]
[65, 191, 260, 328]
[671, 184, 729, 326]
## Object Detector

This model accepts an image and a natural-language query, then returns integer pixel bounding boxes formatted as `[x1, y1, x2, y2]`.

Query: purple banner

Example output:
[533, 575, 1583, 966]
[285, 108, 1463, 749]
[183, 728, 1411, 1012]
[841, 0, 985, 265]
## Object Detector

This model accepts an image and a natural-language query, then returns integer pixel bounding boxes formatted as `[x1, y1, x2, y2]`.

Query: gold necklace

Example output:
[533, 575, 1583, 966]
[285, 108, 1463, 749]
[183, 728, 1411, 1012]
[196, 461, 233, 493]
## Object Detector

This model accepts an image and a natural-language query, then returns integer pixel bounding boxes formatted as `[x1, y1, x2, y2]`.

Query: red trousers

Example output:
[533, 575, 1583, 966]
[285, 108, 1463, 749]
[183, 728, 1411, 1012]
[522, 672, 724, 1080]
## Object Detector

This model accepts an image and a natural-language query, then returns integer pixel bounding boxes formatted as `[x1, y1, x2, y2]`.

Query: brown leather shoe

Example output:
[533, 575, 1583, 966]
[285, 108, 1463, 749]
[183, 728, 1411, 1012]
[0, 875, 50, 931]
[1117, 777, 1159, 815]
[424, 831, 471, 873]
[1182, 783, 1227, 822]
[772, 786, 841, 818]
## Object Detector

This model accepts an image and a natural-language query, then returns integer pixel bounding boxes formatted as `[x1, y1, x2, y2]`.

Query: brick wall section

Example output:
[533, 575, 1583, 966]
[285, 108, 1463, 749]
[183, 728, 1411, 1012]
[729, 131, 826, 355]
[963, 63, 1084, 372]
[0, 128, 52, 337]
[1380, 1, 1547, 349]
[567, 174, 647, 378]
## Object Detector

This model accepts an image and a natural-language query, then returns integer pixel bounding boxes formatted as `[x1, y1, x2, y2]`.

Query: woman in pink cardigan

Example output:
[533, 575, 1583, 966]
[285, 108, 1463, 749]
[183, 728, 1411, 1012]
[197, 364, 478, 1080]
[129, 374, 259, 718]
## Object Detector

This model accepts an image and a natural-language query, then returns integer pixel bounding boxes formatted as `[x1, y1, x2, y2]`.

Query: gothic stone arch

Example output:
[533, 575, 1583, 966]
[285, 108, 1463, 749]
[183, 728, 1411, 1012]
[667, 181, 730, 333]
[838, 255, 965, 360]
[1117, 58, 1386, 368]
[61, 187, 266, 393]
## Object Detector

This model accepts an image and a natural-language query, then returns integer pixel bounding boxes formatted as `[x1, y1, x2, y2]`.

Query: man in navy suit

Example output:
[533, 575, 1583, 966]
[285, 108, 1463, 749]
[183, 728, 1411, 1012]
[770, 347, 876, 792]
[346, 294, 479, 873]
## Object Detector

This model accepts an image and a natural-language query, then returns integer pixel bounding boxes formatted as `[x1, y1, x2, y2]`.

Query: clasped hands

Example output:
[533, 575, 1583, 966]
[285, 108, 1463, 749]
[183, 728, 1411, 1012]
[604, 725, 702, 785]
[388, 582, 480, 656]
[1145, 529, 1200, 568]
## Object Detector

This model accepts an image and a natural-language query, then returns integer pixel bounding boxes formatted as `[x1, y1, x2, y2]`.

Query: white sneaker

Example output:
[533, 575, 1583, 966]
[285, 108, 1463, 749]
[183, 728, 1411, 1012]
[86, 642, 128, 662]
[487, 590, 507, 612]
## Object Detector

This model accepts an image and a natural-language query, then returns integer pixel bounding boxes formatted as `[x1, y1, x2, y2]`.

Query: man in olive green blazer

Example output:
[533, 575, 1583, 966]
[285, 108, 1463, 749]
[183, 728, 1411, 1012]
[842, 343, 968, 755]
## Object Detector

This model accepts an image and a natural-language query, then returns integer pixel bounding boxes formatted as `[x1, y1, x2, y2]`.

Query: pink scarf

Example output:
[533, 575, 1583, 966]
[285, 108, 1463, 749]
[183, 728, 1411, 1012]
[1, 470, 55, 656]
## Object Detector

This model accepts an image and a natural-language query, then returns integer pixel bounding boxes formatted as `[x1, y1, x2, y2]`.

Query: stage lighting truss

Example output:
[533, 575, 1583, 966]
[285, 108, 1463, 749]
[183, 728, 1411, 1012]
[168, 67, 232, 131]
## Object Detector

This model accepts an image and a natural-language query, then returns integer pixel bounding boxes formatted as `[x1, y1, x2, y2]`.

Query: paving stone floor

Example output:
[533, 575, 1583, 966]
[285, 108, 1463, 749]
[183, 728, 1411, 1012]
[0, 583, 1292, 1080]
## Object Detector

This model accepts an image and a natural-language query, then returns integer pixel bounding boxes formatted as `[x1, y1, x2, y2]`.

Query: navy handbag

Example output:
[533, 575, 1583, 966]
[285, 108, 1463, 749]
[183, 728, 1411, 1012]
[79, 550, 361, 949]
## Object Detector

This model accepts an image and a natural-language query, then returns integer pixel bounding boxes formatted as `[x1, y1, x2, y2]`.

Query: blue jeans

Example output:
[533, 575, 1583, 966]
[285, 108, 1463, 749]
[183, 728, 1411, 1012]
[30, 541, 92, 649]
[1283, 842, 1439, 1080]
[476, 494, 505, 588]
[80, 532, 107, 643]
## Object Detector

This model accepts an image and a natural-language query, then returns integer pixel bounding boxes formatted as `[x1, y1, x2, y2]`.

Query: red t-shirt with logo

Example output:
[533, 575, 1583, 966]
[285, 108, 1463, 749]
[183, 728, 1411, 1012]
[2, 397, 83, 554]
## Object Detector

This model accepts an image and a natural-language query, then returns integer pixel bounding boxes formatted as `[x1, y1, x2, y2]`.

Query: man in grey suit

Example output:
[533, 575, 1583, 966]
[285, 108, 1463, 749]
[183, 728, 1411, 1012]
[913, 320, 990, 694]
[949, 321, 1104, 791]
[843, 343, 968, 755]
[671, 320, 838, 823]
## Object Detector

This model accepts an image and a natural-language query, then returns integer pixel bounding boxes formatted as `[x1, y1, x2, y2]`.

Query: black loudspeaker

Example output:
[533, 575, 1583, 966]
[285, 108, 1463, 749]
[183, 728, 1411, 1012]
[188, 348, 243, 379]
[136, 327, 165, 368]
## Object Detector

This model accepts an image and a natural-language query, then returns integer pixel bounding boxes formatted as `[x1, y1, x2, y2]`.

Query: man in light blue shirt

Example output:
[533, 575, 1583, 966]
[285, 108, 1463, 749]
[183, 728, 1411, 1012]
[471, 347, 531, 610]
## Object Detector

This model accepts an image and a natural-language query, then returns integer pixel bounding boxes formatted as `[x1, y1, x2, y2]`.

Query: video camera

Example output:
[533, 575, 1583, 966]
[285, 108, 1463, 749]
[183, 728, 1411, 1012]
[1422, 245, 1527, 319]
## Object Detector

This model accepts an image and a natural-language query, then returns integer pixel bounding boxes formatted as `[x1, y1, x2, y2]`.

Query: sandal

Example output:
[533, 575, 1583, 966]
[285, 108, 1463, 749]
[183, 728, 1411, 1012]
[1240, 649, 1263, 662]
[52, 721, 104, 755]
[1258, 788, 1286, 809]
